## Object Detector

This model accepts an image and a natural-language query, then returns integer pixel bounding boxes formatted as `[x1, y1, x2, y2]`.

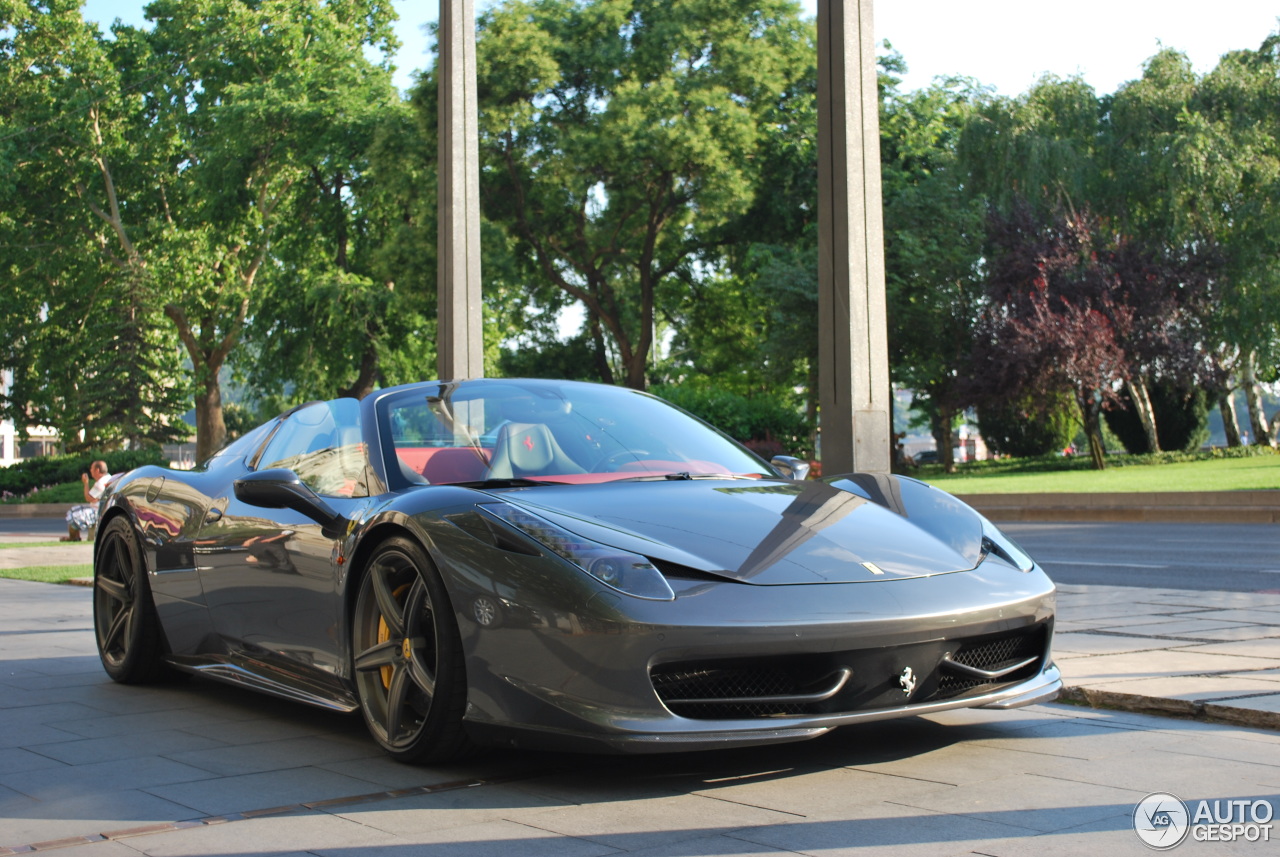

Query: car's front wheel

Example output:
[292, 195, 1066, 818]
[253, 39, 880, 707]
[93, 516, 174, 683]
[352, 536, 471, 763]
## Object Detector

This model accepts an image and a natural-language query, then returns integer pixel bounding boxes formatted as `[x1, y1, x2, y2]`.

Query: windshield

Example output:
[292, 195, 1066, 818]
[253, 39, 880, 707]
[377, 379, 773, 486]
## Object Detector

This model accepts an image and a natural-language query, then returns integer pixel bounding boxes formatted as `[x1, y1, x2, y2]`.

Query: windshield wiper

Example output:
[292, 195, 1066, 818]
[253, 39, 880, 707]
[451, 477, 568, 489]
[614, 472, 764, 483]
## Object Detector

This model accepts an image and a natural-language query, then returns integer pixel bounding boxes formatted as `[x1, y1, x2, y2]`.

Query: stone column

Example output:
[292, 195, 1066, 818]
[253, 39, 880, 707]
[816, 0, 891, 474]
[437, 0, 484, 380]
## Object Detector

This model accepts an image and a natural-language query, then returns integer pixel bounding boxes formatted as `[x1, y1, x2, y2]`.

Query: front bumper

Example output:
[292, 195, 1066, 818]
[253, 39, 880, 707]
[466, 663, 1062, 754]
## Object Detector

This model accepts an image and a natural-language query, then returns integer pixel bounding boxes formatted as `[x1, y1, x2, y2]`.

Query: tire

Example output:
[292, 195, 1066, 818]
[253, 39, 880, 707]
[93, 516, 174, 683]
[352, 536, 472, 763]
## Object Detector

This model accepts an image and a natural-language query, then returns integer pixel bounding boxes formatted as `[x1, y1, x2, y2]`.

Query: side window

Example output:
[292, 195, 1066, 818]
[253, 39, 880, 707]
[258, 400, 369, 497]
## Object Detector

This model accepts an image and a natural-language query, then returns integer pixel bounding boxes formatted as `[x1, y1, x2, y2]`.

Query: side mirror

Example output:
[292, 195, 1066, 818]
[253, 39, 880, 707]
[770, 455, 811, 481]
[234, 468, 347, 537]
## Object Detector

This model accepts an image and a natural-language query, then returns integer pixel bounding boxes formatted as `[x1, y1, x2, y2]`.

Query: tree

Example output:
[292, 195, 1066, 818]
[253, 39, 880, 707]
[881, 74, 988, 473]
[1110, 41, 1280, 447]
[1105, 379, 1210, 454]
[958, 72, 1226, 453]
[0, 0, 189, 449]
[470, 0, 811, 390]
[2, 0, 402, 460]
[978, 393, 1076, 458]
[240, 91, 436, 406]
[964, 204, 1133, 470]
[1187, 37, 1280, 446]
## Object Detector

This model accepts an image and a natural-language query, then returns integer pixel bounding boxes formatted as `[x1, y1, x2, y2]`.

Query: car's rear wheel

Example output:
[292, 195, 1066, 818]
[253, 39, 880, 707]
[93, 516, 173, 683]
[352, 536, 471, 763]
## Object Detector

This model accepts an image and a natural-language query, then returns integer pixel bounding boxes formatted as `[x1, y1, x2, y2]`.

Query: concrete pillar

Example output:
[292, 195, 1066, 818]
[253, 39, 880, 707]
[816, 0, 891, 474]
[437, 0, 484, 380]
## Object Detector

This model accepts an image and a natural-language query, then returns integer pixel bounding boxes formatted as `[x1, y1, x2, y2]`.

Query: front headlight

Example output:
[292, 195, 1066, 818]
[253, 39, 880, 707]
[980, 515, 1036, 572]
[479, 502, 676, 601]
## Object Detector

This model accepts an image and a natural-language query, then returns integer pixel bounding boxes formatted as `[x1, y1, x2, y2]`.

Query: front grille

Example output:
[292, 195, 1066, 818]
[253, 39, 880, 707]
[650, 622, 1049, 720]
[651, 663, 828, 718]
[935, 626, 1047, 700]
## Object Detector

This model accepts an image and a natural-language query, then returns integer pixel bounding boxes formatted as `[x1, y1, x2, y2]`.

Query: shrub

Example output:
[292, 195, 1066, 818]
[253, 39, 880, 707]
[0, 447, 165, 497]
[1105, 381, 1210, 454]
[977, 396, 1076, 458]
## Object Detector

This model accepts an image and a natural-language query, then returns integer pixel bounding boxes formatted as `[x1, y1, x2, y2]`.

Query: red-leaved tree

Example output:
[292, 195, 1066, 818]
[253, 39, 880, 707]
[965, 203, 1135, 469]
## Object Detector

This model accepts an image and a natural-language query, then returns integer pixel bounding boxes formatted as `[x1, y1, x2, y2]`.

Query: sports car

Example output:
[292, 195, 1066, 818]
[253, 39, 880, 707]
[93, 378, 1060, 763]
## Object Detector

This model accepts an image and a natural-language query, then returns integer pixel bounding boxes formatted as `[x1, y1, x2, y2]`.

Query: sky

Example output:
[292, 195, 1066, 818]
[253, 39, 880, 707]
[79, 0, 1280, 97]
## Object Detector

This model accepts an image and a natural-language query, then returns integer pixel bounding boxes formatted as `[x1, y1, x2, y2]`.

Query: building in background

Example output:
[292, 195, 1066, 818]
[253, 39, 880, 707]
[0, 371, 60, 467]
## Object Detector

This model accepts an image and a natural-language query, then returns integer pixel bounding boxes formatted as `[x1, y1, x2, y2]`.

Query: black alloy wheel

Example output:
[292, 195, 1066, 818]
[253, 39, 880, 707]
[93, 516, 173, 683]
[352, 536, 471, 763]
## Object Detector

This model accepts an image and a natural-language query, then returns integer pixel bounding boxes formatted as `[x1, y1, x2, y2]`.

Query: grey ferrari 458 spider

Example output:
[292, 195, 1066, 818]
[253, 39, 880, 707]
[93, 378, 1060, 763]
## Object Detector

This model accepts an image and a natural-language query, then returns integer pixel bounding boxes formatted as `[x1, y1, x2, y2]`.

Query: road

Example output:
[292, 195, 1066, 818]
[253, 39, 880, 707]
[0, 516, 66, 539]
[1006, 521, 1280, 593]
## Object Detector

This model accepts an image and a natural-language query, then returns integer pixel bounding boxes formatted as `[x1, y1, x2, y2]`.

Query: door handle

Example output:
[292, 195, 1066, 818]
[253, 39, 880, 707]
[204, 507, 223, 524]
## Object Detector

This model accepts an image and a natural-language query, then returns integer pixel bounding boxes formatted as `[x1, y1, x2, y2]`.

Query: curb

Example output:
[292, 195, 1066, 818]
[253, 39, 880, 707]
[956, 491, 1280, 524]
[1060, 685, 1280, 731]
[0, 503, 74, 518]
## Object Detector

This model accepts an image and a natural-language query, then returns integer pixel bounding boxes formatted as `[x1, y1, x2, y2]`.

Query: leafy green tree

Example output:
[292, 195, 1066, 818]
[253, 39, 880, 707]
[0, 0, 189, 450]
[470, 0, 811, 390]
[1184, 38, 1280, 446]
[2, 0, 402, 460]
[240, 94, 436, 406]
[1110, 41, 1280, 447]
[881, 74, 987, 473]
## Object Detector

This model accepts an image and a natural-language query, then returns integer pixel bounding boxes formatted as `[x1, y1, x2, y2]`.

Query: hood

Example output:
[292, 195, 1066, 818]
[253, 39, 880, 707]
[494, 476, 985, 585]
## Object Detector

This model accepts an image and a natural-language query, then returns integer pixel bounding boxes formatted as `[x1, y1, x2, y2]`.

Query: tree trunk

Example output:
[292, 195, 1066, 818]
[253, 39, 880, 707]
[1083, 399, 1107, 470]
[1125, 377, 1160, 453]
[1241, 351, 1273, 447]
[587, 309, 614, 386]
[1219, 390, 1243, 447]
[194, 377, 226, 463]
[340, 339, 380, 400]
[623, 352, 647, 391]
[933, 402, 956, 475]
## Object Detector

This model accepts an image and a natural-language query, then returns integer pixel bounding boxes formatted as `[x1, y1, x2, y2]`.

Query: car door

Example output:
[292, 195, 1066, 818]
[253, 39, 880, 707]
[194, 399, 371, 685]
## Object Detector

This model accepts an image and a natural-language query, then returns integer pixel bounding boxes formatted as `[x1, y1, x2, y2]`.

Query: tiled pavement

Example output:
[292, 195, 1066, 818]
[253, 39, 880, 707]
[3, 531, 1280, 853]
[1053, 585, 1280, 729]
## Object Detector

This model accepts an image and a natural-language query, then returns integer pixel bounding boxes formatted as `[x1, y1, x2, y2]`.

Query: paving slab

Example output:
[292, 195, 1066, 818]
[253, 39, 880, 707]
[1183, 638, 1280, 659]
[1052, 632, 1200, 656]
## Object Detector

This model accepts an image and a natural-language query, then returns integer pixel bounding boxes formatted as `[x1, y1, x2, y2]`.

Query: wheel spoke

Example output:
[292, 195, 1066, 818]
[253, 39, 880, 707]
[384, 664, 410, 740]
[353, 639, 398, 672]
[111, 538, 133, 587]
[370, 563, 405, 638]
[402, 577, 429, 637]
[407, 638, 436, 698]
[95, 573, 129, 605]
[103, 603, 133, 654]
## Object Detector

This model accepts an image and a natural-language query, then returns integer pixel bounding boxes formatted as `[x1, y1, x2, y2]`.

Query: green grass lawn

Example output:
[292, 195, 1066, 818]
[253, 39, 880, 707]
[0, 541, 75, 549]
[921, 452, 1280, 494]
[0, 564, 92, 584]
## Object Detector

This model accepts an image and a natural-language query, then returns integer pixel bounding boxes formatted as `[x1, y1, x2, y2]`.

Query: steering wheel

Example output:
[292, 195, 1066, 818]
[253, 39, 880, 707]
[591, 450, 651, 473]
